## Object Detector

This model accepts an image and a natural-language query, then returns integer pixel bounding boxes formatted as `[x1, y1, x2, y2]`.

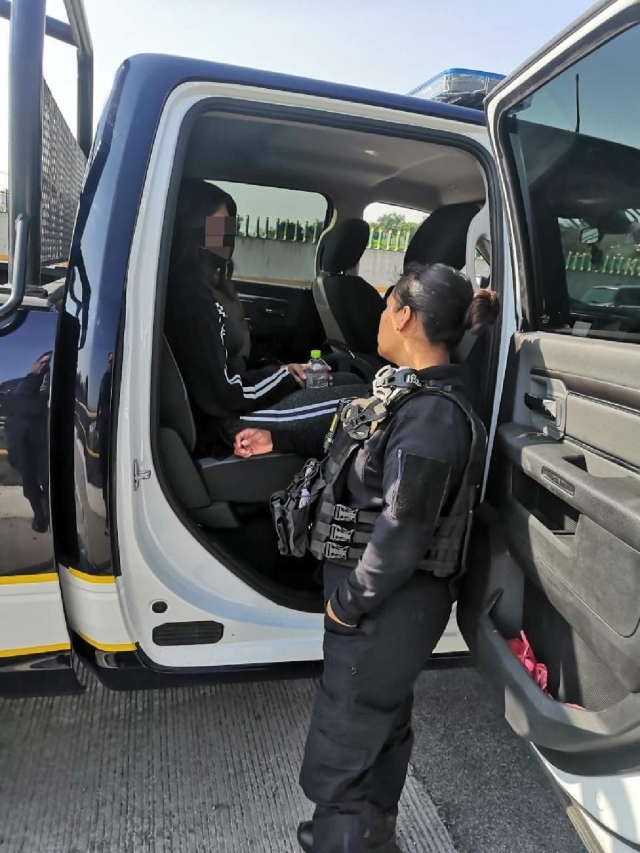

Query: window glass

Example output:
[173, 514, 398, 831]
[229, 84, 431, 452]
[363, 202, 426, 250]
[214, 182, 328, 285]
[505, 25, 640, 343]
[362, 203, 427, 291]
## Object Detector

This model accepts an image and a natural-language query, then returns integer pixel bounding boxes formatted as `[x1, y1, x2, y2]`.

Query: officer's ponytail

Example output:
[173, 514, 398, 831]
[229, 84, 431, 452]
[393, 262, 500, 350]
[463, 287, 501, 335]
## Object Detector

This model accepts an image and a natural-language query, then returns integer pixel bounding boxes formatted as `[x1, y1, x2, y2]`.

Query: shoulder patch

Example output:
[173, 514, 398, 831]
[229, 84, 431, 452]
[392, 453, 452, 525]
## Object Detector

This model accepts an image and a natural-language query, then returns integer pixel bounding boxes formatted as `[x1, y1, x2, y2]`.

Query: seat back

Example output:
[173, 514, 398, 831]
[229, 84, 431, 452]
[404, 202, 481, 270]
[158, 338, 307, 527]
[160, 338, 198, 453]
[384, 202, 481, 301]
[158, 338, 221, 518]
[312, 219, 384, 355]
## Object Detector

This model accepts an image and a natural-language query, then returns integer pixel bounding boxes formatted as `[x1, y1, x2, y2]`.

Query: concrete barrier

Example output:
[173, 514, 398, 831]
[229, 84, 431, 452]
[233, 237, 315, 285]
[358, 250, 405, 290]
[233, 236, 404, 290]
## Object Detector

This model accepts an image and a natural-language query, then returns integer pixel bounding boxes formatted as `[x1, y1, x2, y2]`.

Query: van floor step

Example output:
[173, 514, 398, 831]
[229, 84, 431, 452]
[0, 670, 456, 853]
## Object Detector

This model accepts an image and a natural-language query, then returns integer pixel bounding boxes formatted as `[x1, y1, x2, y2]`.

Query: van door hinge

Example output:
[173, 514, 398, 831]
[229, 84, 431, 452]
[133, 460, 151, 490]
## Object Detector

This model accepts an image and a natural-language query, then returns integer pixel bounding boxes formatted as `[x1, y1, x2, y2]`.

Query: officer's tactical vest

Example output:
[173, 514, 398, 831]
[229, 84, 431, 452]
[270, 368, 487, 582]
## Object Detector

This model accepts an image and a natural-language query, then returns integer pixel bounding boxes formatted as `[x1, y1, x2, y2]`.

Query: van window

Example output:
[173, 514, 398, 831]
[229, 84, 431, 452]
[362, 202, 427, 290]
[215, 182, 329, 285]
[505, 25, 640, 344]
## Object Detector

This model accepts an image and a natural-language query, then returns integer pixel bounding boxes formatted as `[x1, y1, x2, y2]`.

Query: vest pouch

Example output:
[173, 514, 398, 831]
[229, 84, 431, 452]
[270, 459, 326, 558]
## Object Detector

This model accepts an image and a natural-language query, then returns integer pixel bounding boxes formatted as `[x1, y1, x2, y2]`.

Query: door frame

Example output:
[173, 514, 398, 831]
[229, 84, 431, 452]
[114, 78, 509, 672]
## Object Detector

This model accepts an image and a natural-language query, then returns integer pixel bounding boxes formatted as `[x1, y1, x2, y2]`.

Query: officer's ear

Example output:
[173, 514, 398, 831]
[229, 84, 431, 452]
[395, 304, 413, 333]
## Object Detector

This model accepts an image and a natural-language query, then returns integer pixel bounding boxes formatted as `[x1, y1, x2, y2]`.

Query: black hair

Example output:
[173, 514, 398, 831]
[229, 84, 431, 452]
[175, 177, 237, 223]
[170, 178, 237, 288]
[392, 262, 500, 350]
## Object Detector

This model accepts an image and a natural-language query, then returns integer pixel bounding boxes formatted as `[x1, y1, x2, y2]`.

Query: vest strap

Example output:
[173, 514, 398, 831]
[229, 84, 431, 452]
[318, 501, 379, 526]
[314, 520, 372, 546]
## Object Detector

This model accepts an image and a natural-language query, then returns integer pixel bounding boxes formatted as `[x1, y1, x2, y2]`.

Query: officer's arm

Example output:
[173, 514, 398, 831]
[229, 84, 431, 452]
[329, 412, 458, 625]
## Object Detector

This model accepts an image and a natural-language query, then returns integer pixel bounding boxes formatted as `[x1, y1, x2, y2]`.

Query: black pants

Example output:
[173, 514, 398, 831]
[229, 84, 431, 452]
[237, 375, 364, 431]
[300, 563, 453, 853]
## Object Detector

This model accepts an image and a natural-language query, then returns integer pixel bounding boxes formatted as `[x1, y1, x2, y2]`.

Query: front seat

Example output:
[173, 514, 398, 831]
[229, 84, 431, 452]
[158, 338, 304, 529]
[312, 218, 385, 357]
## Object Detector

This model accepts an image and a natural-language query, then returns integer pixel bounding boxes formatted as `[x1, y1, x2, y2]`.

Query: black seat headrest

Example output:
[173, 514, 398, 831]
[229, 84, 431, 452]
[404, 202, 480, 271]
[321, 219, 370, 274]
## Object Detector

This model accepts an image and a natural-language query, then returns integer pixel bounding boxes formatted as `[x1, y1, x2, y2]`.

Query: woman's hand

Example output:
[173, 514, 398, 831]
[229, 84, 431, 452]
[233, 428, 273, 458]
[326, 600, 357, 628]
[286, 363, 309, 387]
[287, 362, 334, 387]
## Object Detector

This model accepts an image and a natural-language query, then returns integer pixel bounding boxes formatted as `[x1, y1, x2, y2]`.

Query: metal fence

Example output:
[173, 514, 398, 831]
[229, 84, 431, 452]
[565, 250, 640, 277]
[40, 80, 87, 266]
[238, 217, 416, 252]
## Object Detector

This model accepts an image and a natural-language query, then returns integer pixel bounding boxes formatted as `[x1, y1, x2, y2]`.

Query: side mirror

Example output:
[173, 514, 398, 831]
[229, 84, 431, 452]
[580, 227, 601, 245]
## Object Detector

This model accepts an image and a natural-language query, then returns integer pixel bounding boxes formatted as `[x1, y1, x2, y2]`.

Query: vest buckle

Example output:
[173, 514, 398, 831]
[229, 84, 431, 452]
[324, 542, 350, 561]
[330, 524, 354, 544]
[334, 504, 358, 523]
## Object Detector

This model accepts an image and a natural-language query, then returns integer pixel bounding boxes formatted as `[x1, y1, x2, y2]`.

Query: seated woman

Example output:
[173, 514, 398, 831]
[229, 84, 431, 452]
[165, 178, 361, 453]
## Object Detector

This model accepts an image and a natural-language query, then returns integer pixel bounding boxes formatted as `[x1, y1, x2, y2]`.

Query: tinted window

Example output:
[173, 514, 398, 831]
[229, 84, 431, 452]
[505, 25, 640, 343]
[215, 182, 328, 285]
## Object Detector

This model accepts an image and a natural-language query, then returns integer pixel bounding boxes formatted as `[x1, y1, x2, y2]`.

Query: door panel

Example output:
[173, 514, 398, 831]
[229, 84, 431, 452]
[461, 332, 640, 772]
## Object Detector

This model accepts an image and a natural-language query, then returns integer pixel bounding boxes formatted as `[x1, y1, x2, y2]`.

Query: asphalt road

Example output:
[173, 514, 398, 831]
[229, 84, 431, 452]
[0, 664, 585, 853]
[411, 668, 586, 853]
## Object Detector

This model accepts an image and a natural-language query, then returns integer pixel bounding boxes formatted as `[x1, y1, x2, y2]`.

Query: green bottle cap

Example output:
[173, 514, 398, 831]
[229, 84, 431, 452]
[310, 349, 322, 359]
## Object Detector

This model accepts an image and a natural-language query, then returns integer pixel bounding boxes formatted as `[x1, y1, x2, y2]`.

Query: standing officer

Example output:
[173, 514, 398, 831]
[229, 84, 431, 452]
[234, 262, 500, 852]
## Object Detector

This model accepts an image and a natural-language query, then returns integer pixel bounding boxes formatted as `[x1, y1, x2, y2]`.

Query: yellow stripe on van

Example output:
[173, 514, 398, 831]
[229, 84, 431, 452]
[0, 572, 59, 585]
[66, 567, 115, 584]
[77, 632, 135, 653]
[0, 642, 71, 658]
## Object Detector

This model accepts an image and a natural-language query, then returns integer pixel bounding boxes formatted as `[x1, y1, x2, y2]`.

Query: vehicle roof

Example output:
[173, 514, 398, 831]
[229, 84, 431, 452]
[122, 54, 487, 128]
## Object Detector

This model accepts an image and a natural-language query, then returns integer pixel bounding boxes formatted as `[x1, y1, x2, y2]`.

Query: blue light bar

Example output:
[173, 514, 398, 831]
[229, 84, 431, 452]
[408, 68, 505, 110]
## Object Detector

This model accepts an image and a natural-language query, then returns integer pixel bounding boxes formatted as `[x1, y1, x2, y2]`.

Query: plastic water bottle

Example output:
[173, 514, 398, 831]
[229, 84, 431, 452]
[306, 350, 330, 389]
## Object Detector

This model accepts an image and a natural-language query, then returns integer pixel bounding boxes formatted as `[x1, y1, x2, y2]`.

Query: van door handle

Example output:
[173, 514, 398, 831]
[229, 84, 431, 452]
[525, 393, 557, 420]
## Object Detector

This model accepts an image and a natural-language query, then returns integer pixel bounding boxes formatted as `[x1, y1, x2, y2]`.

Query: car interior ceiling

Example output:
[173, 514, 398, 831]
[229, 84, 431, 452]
[156, 112, 494, 603]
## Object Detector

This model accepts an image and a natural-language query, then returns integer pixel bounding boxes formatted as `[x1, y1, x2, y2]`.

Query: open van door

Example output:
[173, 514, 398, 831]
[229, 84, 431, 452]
[458, 2, 640, 849]
[0, 0, 89, 696]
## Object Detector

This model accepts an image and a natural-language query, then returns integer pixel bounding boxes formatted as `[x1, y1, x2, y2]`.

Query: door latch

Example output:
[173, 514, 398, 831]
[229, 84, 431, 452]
[524, 393, 557, 421]
[133, 459, 151, 490]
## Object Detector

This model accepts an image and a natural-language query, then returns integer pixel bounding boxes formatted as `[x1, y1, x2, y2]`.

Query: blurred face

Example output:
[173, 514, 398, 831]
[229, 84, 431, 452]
[204, 203, 236, 260]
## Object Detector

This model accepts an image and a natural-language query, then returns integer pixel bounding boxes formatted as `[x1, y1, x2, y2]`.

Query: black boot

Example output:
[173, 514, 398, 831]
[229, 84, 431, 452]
[297, 821, 314, 853]
[31, 504, 48, 534]
[297, 813, 399, 852]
